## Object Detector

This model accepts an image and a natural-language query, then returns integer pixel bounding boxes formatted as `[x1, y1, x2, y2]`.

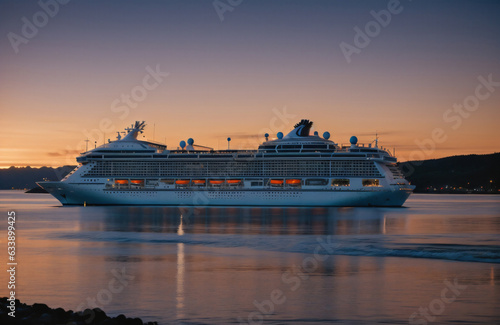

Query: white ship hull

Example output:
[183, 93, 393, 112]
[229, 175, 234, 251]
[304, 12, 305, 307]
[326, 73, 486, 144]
[39, 181, 413, 207]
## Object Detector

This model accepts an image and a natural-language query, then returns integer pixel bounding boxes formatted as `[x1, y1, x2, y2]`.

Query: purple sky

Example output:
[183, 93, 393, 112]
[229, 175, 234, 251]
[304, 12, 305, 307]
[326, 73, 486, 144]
[1, 0, 499, 166]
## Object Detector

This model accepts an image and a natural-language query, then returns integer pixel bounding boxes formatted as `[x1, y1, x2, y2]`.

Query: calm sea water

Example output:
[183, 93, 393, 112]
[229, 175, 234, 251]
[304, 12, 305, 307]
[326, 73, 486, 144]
[1, 191, 499, 324]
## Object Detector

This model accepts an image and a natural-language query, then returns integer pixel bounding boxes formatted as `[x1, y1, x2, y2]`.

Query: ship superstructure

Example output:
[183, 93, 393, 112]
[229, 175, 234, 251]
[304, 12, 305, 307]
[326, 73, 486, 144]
[38, 120, 415, 206]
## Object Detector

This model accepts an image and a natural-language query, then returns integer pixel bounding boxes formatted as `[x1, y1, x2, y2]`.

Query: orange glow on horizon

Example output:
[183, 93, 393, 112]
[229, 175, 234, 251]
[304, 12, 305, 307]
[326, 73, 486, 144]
[1, 114, 499, 169]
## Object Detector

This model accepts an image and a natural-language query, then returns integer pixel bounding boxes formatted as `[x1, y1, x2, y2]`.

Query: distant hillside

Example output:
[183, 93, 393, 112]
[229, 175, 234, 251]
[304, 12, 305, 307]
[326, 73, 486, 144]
[0, 166, 75, 190]
[400, 153, 500, 193]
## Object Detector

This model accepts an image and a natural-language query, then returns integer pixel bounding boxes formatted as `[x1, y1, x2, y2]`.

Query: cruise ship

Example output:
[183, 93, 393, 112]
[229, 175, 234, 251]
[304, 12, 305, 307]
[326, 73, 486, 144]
[38, 120, 415, 206]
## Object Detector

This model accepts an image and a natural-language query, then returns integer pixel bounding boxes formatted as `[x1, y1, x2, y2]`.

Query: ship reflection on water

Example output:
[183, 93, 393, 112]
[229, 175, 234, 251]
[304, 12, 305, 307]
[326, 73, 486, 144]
[176, 241, 185, 320]
[78, 205, 399, 236]
[74, 206, 408, 322]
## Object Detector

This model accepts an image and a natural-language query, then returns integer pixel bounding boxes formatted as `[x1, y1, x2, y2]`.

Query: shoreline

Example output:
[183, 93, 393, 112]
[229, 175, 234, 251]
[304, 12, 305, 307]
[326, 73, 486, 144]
[0, 298, 157, 325]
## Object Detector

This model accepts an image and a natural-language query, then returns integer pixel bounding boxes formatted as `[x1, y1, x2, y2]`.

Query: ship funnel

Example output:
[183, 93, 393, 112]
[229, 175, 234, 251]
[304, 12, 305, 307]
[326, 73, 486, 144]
[283, 119, 313, 139]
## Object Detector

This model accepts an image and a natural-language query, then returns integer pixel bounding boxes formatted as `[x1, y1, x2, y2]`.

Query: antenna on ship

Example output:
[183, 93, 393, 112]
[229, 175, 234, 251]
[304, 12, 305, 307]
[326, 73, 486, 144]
[227, 137, 231, 150]
[375, 131, 379, 148]
[84, 138, 89, 151]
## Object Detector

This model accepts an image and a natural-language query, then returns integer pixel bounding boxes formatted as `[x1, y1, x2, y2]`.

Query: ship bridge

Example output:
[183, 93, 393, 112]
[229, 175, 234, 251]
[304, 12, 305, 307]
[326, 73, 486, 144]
[76, 121, 166, 163]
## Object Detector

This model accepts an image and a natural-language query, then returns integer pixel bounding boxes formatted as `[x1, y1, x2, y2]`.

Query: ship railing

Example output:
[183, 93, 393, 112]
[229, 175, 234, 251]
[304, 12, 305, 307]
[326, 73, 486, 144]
[337, 144, 394, 156]
[163, 150, 260, 160]
[167, 149, 256, 153]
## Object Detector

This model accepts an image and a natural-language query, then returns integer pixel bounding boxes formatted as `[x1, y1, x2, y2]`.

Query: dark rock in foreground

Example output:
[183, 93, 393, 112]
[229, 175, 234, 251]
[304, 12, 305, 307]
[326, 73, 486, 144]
[0, 298, 158, 325]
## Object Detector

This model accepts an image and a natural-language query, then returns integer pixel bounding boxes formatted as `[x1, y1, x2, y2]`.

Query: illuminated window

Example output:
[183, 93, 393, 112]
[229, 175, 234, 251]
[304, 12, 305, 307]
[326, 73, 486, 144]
[362, 179, 380, 187]
[332, 179, 350, 186]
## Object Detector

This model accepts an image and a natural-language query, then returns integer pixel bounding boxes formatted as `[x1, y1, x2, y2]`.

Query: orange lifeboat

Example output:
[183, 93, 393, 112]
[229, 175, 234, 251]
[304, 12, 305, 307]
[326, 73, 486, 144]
[192, 180, 206, 185]
[209, 180, 224, 185]
[270, 179, 284, 185]
[227, 179, 241, 185]
[130, 180, 144, 185]
[286, 179, 301, 185]
[176, 180, 190, 185]
[115, 179, 128, 185]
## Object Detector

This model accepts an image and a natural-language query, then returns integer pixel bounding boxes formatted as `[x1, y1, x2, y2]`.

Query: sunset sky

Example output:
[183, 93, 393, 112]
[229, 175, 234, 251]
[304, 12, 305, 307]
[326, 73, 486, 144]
[1, 0, 499, 167]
